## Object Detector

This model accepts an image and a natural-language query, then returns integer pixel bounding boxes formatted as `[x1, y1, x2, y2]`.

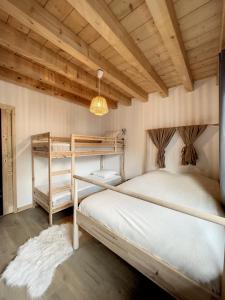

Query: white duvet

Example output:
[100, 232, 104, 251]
[79, 171, 225, 294]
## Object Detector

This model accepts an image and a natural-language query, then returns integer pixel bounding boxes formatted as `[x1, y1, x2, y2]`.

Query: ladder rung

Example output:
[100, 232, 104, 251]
[51, 169, 71, 176]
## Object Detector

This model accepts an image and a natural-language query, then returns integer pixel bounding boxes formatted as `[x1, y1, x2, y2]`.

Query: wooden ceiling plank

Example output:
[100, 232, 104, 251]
[63, 8, 88, 34]
[182, 15, 220, 43]
[220, 0, 225, 51]
[174, 0, 211, 20]
[0, 47, 117, 109]
[44, 0, 73, 22]
[0, 67, 91, 108]
[67, 0, 168, 97]
[0, 21, 131, 106]
[178, 0, 220, 33]
[120, 3, 151, 33]
[108, 0, 144, 21]
[184, 27, 220, 51]
[0, 0, 147, 101]
[145, 0, 193, 91]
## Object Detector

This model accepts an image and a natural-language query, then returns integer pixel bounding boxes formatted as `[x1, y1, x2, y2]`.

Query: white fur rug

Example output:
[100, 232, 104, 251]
[1, 223, 74, 298]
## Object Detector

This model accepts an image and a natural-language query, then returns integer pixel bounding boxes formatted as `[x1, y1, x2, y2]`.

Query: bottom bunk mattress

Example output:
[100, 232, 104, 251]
[79, 170, 225, 295]
[36, 174, 121, 208]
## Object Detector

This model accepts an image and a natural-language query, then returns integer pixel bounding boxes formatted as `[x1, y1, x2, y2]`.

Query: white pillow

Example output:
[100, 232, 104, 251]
[91, 169, 118, 179]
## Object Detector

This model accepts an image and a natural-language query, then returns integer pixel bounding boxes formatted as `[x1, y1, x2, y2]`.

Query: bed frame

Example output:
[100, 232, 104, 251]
[73, 175, 225, 300]
[31, 132, 125, 225]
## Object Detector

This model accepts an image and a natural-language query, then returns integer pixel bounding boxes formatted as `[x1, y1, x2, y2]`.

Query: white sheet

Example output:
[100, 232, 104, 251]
[79, 170, 225, 294]
[36, 175, 121, 208]
[50, 143, 116, 153]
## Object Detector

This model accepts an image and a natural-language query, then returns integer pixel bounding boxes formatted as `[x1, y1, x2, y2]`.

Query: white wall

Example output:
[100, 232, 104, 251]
[0, 80, 103, 208]
[102, 76, 219, 180]
[0, 76, 219, 208]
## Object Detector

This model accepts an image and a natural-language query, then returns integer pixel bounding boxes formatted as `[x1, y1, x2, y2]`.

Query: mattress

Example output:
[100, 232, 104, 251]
[50, 144, 115, 153]
[36, 174, 121, 208]
[79, 170, 225, 294]
[51, 143, 71, 152]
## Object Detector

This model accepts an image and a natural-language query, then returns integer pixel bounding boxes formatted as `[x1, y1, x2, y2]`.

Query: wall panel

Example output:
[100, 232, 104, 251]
[103, 76, 219, 179]
[0, 80, 102, 208]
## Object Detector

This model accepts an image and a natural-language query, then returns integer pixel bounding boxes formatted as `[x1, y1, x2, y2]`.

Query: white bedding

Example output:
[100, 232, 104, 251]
[51, 143, 71, 152]
[36, 175, 121, 208]
[79, 170, 225, 294]
[50, 143, 115, 152]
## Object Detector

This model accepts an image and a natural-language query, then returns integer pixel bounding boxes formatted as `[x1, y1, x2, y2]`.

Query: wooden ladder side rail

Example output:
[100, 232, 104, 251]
[71, 134, 75, 205]
[73, 175, 225, 299]
[31, 138, 35, 208]
[48, 135, 53, 225]
[72, 134, 79, 249]
[31, 132, 51, 208]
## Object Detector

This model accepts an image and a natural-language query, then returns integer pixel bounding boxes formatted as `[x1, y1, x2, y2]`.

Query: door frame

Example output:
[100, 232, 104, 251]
[0, 103, 17, 213]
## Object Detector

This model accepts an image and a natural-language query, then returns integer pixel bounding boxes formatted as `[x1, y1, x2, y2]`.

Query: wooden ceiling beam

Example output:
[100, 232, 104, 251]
[0, 21, 130, 106]
[0, 67, 92, 108]
[145, 0, 193, 91]
[0, 0, 148, 101]
[0, 47, 117, 109]
[67, 0, 168, 97]
[219, 0, 225, 52]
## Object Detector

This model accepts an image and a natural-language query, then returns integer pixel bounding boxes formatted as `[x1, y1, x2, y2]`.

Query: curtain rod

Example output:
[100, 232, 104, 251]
[146, 123, 219, 131]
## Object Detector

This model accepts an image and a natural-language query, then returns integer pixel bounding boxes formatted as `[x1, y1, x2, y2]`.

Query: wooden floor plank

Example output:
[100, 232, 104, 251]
[0, 207, 173, 299]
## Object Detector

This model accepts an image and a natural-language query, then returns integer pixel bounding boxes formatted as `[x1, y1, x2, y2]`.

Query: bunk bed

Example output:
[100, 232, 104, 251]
[31, 132, 125, 225]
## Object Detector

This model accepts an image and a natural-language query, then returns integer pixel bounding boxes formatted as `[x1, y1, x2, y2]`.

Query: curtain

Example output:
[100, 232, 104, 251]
[178, 125, 207, 165]
[148, 128, 176, 168]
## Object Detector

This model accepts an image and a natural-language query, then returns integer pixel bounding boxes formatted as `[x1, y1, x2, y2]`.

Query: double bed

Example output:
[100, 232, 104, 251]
[75, 170, 225, 300]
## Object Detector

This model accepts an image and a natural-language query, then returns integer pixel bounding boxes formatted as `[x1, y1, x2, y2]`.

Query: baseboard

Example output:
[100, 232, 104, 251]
[17, 204, 33, 212]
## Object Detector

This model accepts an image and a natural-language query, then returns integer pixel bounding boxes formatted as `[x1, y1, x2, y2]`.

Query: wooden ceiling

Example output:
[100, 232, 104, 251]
[0, 0, 223, 109]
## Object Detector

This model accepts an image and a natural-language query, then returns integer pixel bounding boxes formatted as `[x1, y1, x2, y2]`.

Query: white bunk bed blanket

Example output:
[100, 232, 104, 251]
[36, 175, 121, 207]
[79, 170, 225, 294]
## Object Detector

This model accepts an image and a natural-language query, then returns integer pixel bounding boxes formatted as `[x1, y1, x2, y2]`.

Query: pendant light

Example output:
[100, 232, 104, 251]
[90, 69, 109, 116]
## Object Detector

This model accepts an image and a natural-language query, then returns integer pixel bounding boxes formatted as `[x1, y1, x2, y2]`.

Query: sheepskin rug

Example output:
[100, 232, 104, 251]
[1, 223, 74, 298]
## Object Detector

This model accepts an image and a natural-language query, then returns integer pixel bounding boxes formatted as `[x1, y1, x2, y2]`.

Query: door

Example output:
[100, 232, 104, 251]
[220, 49, 225, 206]
[1, 108, 15, 214]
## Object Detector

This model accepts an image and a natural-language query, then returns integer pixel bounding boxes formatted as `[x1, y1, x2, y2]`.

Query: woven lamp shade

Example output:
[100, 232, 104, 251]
[90, 95, 109, 116]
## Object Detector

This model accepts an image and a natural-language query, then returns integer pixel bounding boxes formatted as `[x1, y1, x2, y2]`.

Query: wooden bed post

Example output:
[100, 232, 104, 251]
[120, 138, 125, 181]
[73, 135, 79, 250]
[120, 153, 125, 181]
[100, 155, 104, 170]
[31, 136, 35, 208]
[48, 133, 53, 225]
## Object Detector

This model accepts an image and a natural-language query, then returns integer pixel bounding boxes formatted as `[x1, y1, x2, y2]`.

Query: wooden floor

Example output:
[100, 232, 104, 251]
[0, 207, 174, 300]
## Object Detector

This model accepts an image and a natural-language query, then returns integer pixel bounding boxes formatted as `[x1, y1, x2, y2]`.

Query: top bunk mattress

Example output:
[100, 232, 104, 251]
[51, 143, 70, 152]
[79, 170, 224, 295]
